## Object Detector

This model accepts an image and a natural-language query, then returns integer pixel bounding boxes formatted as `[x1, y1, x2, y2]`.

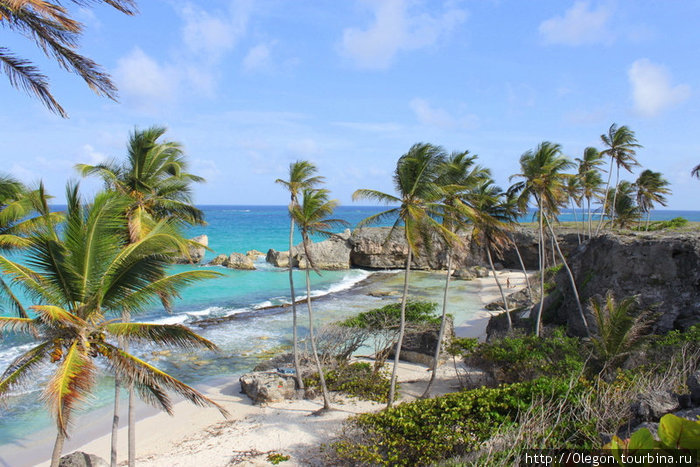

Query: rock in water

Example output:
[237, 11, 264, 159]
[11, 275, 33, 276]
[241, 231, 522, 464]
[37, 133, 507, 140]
[239, 372, 298, 403]
[208, 253, 228, 266]
[226, 252, 256, 270]
[59, 452, 108, 467]
[266, 249, 290, 268]
[173, 235, 208, 264]
[246, 249, 265, 257]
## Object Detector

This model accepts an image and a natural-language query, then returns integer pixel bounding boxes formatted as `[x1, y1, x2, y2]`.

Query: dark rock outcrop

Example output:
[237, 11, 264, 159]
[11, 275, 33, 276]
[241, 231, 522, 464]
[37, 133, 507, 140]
[545, 231, 700, 336]
[400, 317, 454, 366]
[59, 452, 108, 467]
[173, 235, 208, 264]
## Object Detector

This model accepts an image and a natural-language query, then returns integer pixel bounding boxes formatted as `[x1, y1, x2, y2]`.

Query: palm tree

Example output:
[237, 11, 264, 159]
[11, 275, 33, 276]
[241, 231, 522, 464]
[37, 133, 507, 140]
[0, 0, 136, 117]
[692, 164, 700, 179]
[576, 148, 605, 238]
[353, 143, 454, 407]
[422, 150, 490, 398]
[291, 188, 347, 411]
[565, 175, 583, 243]
[635, 170, 671, 230]
[0, 188, 225, 467]
[77, 126, 204, 466]
[597, 124, 641, 233]
[605, 182, 639, 229]
[510, 142, 589, 337]
[275, 161, 324, 391]
[502, 189, 533, 300]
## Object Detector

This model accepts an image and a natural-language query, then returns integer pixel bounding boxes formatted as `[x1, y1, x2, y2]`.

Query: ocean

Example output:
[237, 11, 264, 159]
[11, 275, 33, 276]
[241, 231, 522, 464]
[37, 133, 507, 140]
[0, 205, 698, 452]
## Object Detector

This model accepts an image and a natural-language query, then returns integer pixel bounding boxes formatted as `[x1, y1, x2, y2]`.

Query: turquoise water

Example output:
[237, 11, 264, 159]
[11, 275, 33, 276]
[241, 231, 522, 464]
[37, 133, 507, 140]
[0, 205, 698, 450]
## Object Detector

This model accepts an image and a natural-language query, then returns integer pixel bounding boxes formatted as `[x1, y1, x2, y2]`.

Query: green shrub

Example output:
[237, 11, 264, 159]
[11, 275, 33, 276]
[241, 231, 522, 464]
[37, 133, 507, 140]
[339, 301, 440, 328]
[331, 378, 577, 466]
[304, 362, 393, 402]
[266, 452, 290, 464]
[465, 329, 585, 383]
[632, 217, 688, 231]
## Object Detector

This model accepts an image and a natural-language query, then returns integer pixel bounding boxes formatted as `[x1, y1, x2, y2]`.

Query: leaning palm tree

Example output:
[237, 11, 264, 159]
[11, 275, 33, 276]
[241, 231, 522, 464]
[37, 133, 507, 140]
[605, 182, 640, 229]
[422, 150, 490, 398]
[597, 124, 642, 233]
[353, 143, 455, 407]
[291, 188, 347, 411]
[565, 175, 583, 243]
[576, 148, 605, 237]
[510, 142, 587, 337]
[0, 187, 225, 467]
[635, 170, 671, 230]
[77, 126, 205, 467]
[0, 0, 136, 117]
[692, 164, 700, 178]
[502, 189, 533, 300]
[275, 161, 324, 390]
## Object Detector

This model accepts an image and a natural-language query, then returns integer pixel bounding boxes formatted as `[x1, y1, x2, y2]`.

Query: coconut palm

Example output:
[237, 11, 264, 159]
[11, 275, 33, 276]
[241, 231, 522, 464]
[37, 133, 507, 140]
[353, 143, 455, 407]
[502, 189, 533, 300]
[635, 170, 671, 230]
[692, 164, 700, 178]
[576, 148, 605, 237]
[0, 0, 136, 117]
[605, 182, 639, 229]
[0, 187, 225, 467]
[291, 188, 347, 411]
[77, 126, 204, 466]
[510, 142, 589, 337]
[597, 124, 641, 233]
[275, 161, 324, 390]
[565, 175, 583, 243]
[422, 150, 490, 397]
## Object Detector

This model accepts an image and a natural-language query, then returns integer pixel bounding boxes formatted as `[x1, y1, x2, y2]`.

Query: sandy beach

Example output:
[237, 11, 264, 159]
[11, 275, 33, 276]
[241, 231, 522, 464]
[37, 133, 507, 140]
[11, 270, 528, 467]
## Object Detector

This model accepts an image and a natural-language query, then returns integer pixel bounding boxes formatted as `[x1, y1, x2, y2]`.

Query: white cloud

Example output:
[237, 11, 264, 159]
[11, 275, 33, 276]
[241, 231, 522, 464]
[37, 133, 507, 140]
[80, 144, 107, 165]
[243, 43, 273, 73]
[340, 0, 467, 69]
[287, 138, 320, 156]
[10, 163, 37, 182]
[181, 3, 250, 60]
[114, 48, 177, 105]
[628, 59, 690, 117]
[409, 98, 478, 129]
[539, 1, 613, 46]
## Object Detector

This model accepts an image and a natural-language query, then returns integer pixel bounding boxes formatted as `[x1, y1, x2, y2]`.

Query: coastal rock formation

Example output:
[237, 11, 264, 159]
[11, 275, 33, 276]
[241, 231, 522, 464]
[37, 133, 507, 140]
[173, 235, 208, 264]
[59, 452, 108, 467]
[246, 249, 264, 257]
[294, 230, 352, 270]
[206, 252, 256, 269]
[266, 249, 290, 268]
[239, 371, 298, 404]
[545, 231, 700, 336]
[399, 317, 454, 367]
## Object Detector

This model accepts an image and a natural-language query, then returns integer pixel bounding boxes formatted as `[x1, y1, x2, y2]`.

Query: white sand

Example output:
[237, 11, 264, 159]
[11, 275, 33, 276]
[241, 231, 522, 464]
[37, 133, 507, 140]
[17, 270, 530, 467]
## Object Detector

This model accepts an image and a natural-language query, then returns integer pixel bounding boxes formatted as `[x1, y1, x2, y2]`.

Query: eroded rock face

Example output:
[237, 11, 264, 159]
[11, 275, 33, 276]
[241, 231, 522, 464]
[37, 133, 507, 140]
[266, 249, 290, 268]
[400, 317, 454, 367]
[173, 235, 208, 264]
[294, 231, 352, 270]
[546, 231, 700, 335]
[239, 371, 298, 404]
[227, 252, 256, 270]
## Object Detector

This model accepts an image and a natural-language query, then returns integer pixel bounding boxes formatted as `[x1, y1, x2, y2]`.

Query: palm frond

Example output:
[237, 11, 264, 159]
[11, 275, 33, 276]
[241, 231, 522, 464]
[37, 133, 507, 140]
[105, 323, 218, 351]
[0, 342, 50, 398]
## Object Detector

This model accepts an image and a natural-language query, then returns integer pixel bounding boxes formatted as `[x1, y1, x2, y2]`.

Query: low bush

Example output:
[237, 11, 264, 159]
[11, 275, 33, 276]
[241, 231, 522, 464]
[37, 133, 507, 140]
[339, 301, 440, 328]
[330, 378, 582, 466]
[632, 216, 688, 231]
[464, 329, 585, 384]
[304, 361, 393, 403]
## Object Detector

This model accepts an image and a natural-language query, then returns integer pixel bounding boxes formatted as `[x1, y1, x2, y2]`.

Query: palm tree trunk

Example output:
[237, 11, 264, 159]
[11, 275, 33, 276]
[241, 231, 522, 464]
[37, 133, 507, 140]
[596, 156, 615, 235]
[288, 215, 303, 390]
[550, 232, 556, 266]
[587, 197, 592, 238]
[545, 216, 590, 337]
[487, 242, 511, 332]
[646, 210, 651, 231]
[610, 164, 621, 227]
[421, 252, 452, 398]
[511, 236, 532, 300]
[571, 199, 581, 244]
[128, 385, 135, 467]
[388, 247, 412, 408]
[50, 430, 66, 467]
[535, 200, 545, 337]
[111, 375, 120, 467]
[302, 236, 331, 410]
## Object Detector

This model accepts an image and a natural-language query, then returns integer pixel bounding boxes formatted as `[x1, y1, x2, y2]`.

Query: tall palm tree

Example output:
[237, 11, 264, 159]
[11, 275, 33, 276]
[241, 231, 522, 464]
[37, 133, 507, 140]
[692, 164, 700, 179]
[353, 143, 454, 407]
[597, 124, 641, 233]
[77, 126, 204, 467]
[422, 150, 490, 398]
[635, 170, 671, 230]
[502, 189, 533, 300]
[275, 161, 324, 391]
[565, 175, 583, 243]
[0, 0, 136, 117]
[0, 188, 225, 467]
[605, 182, 639, 229]
[291, 188, 347, 411]
[576, 148, 605, 237]
[510, 142, 582, 337]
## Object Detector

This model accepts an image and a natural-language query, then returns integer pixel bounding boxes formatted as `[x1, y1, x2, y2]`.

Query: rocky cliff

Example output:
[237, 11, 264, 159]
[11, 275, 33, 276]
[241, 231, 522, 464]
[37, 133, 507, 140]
[545, 231, 700, 335]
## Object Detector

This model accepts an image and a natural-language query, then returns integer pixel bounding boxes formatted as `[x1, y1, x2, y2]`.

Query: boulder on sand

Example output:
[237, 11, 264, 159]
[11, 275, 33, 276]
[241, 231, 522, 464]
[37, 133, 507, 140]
[239, 371, 298, 404]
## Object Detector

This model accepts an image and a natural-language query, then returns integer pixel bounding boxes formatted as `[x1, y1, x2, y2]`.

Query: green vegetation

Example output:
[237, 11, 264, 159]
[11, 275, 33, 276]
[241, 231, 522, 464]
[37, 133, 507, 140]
[632, 216, 688, 231]
[266, 452, 290, 464]
[339, 301, 440, 328]
[305, 362, 393, 403]
[605, 413, 700, 453]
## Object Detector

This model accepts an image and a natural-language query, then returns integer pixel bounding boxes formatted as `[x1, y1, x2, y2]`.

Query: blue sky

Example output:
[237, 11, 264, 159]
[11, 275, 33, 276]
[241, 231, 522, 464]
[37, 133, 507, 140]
[2, 0, 699, 209]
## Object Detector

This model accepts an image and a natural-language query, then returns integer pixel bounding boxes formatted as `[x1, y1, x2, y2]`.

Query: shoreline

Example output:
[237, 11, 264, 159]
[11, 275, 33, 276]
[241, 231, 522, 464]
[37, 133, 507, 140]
[1, 268, 529, 467]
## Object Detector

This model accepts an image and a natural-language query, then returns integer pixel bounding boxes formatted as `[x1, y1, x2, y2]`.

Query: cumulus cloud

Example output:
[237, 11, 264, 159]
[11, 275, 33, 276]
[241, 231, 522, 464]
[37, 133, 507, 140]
[628, 59, 690, 117]
[181, 3, 249, 61]
[340, 0, 467, 69]
[114, 48, 177, 105]
[409, 98, 477, 129]
[539, 1, 613, 45]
